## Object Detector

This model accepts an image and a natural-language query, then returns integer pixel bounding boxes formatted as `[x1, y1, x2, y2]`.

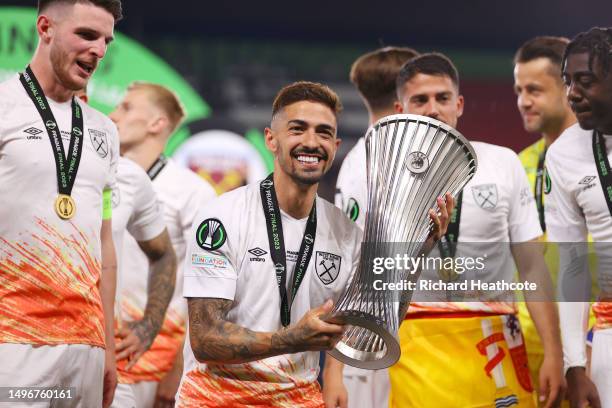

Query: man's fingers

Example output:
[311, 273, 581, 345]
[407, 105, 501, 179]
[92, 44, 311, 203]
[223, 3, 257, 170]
[315, 299, 334, 316]
[115, 341, 139, 361]
[125, 350, 145, 370]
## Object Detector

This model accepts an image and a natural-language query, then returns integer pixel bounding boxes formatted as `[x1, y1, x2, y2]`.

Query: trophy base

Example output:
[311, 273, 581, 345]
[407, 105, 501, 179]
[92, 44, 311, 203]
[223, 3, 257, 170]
[325, 310, 400, 370]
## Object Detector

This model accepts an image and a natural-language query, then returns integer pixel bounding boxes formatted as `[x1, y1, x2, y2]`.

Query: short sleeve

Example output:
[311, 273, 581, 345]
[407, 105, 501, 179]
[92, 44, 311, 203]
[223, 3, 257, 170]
[507, 152, 543, 242]
[104, 123, 119, 193]
[183, 198, 237, 300]
[180, 177, 217, 253]
[544, 150, 588, 242]
[127, 171, 166, 242]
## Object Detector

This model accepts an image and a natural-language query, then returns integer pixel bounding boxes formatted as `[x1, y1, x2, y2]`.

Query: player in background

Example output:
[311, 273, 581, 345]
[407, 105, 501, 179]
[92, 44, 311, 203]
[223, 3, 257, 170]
[109, 82, 216, 407]
[77, 86, 178, 408]
[389, 53, 564, 408]
[0, 0, 122, 406]
[545, 26, 612, 408]
[328, 46, 419, 408]
[513, 36, 577, 404]
[177, 81, 453, 407]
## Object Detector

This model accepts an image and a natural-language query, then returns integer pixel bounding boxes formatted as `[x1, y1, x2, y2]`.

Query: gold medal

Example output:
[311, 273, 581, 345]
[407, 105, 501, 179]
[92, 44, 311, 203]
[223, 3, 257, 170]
[55, 194, 76, 220]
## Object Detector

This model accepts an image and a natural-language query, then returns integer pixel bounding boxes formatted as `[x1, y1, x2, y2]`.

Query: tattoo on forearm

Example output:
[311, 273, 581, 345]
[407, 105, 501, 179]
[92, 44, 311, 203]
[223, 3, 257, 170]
[188, 298, 302, 364]
[138, 232, 177, 348]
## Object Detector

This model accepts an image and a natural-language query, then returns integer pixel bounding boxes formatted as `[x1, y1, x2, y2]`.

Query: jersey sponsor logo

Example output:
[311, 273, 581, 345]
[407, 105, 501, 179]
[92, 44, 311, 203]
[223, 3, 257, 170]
[471, 184, 498, 210]
[196, 218, 227, 250]
[23, 126, 43, 139]
[191, 253, 229, 269]
[315, 251, 341, 285]
[88, 129, 108, 158]
[248, 247, 267, 262]
[579, 175, 597, 191]
[344, 197, 360, 222]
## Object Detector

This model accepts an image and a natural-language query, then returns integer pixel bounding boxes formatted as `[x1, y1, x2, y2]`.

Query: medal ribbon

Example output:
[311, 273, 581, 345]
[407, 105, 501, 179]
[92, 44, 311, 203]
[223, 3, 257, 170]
[260, 173, 317, 327]
[147, 155, 168, 180]
[534, 147, 547, 232]
[592, 130, 612, 217]
[19, 66, 84, 199]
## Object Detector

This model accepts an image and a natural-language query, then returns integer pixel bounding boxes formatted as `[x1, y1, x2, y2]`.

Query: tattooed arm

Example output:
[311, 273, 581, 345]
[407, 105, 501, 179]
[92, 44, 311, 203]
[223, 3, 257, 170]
[189, 298, 343, 364]
[116, 229, 177, 368]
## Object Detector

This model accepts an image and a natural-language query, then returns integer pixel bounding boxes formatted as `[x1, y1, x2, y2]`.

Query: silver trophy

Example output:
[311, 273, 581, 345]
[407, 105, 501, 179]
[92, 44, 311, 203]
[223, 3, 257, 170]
[327, 114, 477, 369]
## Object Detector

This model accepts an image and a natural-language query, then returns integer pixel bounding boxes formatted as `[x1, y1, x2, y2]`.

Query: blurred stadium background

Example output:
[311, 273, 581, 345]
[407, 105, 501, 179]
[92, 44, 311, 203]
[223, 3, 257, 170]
[2, 0, 611, 199]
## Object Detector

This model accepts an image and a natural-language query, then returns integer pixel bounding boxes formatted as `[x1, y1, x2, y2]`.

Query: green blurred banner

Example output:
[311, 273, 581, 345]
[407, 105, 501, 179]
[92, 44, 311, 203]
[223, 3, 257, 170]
[0, 7, 210, 122]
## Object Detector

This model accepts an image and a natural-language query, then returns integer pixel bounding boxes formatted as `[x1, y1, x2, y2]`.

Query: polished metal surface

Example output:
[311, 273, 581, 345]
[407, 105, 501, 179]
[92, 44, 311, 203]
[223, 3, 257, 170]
[327, 114, 478, 369]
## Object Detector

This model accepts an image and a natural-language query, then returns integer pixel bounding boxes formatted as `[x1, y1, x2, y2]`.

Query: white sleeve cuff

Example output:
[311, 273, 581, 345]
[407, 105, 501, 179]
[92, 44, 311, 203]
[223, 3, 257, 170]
[183, 276, 236, 300]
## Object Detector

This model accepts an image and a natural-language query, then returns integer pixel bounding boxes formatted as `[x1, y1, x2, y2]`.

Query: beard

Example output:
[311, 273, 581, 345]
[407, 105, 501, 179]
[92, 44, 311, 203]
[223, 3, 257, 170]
[50, 45, 86, 92]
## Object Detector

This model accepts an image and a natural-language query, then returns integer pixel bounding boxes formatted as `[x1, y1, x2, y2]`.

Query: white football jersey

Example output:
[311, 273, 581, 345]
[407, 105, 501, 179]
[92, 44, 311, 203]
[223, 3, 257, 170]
[182, 181, 362, 386]
[118, 159, 216, 383]
[338, 139, 541, 315]
[111, 157, 165, 306]
[545, 123, 612, 369]
[410, 142, 542, 314]
[336, 137, 367, 228]
[0, 74, 118, 347]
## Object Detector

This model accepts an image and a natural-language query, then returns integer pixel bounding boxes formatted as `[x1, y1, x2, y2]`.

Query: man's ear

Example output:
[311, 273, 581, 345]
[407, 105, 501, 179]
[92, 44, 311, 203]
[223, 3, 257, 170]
[149, 116, 169, 136]
[394, 100, 404, 113]
[37, 15, 53, 43]
[456, 95, 465, 119]
[264, 127, 277, 153]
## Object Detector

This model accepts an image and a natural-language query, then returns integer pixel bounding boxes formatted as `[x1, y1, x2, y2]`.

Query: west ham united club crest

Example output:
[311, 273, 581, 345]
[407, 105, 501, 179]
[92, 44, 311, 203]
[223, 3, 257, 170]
[89, 129, 108, 158]
[471, 184, 498, 210]
[315, 251, 341, 285]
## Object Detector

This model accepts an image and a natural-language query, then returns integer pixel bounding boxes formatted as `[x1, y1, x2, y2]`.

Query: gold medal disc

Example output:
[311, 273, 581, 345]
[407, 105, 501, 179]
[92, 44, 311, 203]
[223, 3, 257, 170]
[55, 194, 76, 220]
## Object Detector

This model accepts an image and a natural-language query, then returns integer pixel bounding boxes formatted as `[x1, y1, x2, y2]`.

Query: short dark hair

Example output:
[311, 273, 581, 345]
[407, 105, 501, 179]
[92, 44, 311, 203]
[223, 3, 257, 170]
[396, 53, 459, 98]
[350, 46, 419, 112]
[514, 36, 569, 74]
[272, 81, 342, 119]
[38, 0, 122, 21]
[563, 27, 612, 77]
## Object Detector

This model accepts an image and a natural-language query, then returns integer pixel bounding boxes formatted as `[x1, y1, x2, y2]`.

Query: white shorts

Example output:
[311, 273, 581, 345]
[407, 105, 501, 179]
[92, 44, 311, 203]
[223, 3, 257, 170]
[111, 383, 136, 408]
[343, 367, 389, 408]
[591, 328, 612, 408]
[111, 381, 157, 408]
[0, 343, 104, 408]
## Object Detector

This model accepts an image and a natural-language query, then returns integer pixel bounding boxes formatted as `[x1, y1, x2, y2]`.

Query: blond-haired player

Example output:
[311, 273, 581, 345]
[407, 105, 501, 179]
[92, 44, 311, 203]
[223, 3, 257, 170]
[109, 82, 216, 407]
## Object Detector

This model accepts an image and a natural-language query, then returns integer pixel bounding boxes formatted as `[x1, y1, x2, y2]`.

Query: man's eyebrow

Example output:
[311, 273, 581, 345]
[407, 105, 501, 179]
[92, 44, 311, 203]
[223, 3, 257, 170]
[287, 119, 308, 127]
[315, 123, 335, 133]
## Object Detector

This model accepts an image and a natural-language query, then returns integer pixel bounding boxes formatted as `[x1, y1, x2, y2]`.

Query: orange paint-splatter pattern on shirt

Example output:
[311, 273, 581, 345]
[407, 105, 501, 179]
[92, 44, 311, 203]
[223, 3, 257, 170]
[0, 218, 105, 347]
[178, 364, 324, 408]
[593, 301, 612, 330]
[117, 297, 185, 383]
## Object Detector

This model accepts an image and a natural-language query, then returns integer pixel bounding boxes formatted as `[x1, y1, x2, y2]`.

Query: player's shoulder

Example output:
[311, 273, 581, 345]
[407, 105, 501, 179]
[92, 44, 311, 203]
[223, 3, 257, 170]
[473, 141, 521, 168]
[79, 99, 118, 137]
[473, 140, 517, 159]
[548, 123, 590, 159]
[118, 156, 150, 185]
[318, 197, 362, 240]
[195, 182, 256, 224]
[344, 137, 366, 162]
[164, 159, 216, 196]
[0, 75, 26, 117]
